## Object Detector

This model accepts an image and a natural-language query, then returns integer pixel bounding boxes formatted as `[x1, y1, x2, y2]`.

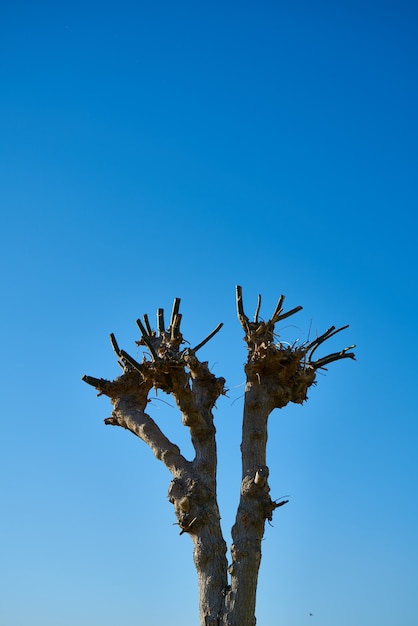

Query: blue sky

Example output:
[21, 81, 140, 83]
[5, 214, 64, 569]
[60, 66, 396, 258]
[1, 1, 417, 624]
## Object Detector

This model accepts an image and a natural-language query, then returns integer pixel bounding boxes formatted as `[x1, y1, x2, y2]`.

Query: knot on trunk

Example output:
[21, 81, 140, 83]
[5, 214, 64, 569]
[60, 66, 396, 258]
[168, 475, 213, 536]
[254, 466, 269, 487]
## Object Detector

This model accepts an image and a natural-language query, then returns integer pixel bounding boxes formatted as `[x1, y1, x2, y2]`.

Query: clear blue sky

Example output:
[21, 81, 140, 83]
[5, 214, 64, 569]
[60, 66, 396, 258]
[1, 1, 417, 624]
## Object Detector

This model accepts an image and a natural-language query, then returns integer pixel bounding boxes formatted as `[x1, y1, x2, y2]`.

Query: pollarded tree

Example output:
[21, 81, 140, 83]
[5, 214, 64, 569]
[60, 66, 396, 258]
[83, 286, 355, 626]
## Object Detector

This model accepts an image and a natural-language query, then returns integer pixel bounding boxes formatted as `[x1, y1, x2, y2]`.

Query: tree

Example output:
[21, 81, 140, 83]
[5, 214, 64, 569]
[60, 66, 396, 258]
[83, 286, 355, 626]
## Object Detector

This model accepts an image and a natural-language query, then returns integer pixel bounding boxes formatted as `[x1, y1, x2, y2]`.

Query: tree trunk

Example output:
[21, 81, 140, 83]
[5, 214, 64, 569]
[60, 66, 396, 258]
[227, 395, 271, 626]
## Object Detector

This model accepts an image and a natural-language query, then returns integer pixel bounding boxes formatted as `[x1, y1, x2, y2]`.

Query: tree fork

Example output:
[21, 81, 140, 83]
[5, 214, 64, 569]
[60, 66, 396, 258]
[82, 288, 355, 626]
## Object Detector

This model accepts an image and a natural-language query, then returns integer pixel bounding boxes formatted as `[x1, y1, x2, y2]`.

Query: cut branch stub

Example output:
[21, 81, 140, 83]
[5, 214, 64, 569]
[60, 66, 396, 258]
[236, 285, 249, 332]
[170, 313, 182, 341]
[82, 374, 105, 389]
[157, 308, 165, 336]
[143, 313, 153, 337]
[81, 369, 150, 404]
[109, 333, 121, 357]
[170, 297, 181, 327]
[109, 333, 126, 370]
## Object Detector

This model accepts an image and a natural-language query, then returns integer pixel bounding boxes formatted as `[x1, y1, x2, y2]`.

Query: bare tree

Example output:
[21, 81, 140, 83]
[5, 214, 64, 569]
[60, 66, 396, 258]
[83, 286, 355, 626]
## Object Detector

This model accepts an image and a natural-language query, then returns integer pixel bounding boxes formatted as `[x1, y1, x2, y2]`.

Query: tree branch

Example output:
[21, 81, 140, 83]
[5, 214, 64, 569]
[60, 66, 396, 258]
[306, 325, 348, 359]
[119, 349, 144, 373]
[191, 323, 224, 353]
[271, 294, 285, 322]
[274, 304, 303, 323]
[271, 295, 303, 324]
[108, 398, 188, 475]
[310, 346, 356, 369]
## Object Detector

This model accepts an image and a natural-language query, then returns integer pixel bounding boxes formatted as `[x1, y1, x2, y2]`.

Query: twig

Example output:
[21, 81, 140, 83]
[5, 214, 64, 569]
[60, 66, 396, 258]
[254, 294, 262, 323]
[191, 323, 224, 353]
[119, 349, 144, 372]
[305, 326, 336, 352]
[274, 499, 289, 508]
[271, 295, 285, 323]
[179, 516, 198, 535]
[312, 347, 356, 369]
[135, 318, 159, 361]
[274, 305, 303, 323]
[307, 325, 350, 361]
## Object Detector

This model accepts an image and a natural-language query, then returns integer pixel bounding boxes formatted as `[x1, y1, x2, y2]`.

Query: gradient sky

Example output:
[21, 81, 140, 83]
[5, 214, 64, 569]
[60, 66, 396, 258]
[1, 1, 417, 625]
